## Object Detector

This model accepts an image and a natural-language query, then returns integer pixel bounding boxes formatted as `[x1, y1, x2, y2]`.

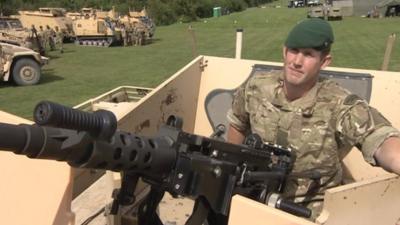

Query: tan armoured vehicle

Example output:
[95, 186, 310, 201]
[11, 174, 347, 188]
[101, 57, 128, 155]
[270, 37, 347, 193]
[17, 7, 74, 41]
[0, 42, 48, 85]
[73, 16, 121, 47]
[327, 6, 343, 20]
[126, 8, 156, 39]
[72, 8, 122, 47]
[307, 6, 325, 19]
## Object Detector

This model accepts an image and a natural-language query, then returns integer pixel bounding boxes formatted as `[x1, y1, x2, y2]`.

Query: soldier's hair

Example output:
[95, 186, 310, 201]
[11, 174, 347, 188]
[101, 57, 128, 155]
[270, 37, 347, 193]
[314, 45, 331, 58]
[319, 45, 331, 57]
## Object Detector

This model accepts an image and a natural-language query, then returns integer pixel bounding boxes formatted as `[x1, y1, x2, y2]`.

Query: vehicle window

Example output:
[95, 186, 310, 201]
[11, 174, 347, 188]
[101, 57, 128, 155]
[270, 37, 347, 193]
[0, 21, 8, 29]
[8, 20, 23, 29]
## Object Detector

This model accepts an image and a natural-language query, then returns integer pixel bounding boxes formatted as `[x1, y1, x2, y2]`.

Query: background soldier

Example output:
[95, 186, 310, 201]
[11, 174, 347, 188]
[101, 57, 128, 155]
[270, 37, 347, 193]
[139, 29, 146, 46]
[0, 44, 3, 75]
[30, 25, 45, 56]
[38, 26, 47, 50]
[132, 26, 139, 46]
[120, 24, 128, 47]
[126, 24, 133, 46]
[54, 26, 64, 53]
[136, 27, 145, 46]
[46, 25, 56, 51]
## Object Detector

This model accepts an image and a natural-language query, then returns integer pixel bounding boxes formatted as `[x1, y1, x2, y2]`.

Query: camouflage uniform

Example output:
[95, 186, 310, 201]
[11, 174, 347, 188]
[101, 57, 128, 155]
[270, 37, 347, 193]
[56, 31, 64, 53]
[0, 44, 3, 74]
[227, 70, 400, 220]
[132, 27, 139, 46]
[38, 26, 47, 50]
[47, 26, 56, 51]
[126, 25, 133, 46]
[121, 25, 128, 46]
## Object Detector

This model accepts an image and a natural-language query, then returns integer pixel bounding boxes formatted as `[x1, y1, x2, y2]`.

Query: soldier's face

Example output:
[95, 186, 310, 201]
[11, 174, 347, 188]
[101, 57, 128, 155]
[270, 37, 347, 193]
[282, 46, 331, 89]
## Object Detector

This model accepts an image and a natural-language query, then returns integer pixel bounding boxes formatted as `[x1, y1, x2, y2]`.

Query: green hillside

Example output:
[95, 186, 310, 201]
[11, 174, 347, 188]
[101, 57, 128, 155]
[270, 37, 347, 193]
[0, 5, 399, 119]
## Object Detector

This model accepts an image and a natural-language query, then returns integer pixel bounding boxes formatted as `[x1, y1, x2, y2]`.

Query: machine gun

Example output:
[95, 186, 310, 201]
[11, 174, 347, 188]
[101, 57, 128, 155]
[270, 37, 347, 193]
[0, 101, 311, 225]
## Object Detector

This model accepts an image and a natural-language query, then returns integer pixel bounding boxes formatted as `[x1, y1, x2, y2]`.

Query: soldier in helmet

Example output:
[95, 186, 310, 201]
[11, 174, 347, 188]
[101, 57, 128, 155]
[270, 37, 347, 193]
[227, 18, 400, 221]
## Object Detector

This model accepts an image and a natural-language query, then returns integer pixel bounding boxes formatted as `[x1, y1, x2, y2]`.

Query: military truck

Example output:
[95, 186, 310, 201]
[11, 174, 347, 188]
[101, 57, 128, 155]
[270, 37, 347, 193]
[17, 7, 74, 41]
[0, 42, 48, 85]
[0, 17, 37, 49]
[327, 6, 343, 20]
[307, 6, 325, 19]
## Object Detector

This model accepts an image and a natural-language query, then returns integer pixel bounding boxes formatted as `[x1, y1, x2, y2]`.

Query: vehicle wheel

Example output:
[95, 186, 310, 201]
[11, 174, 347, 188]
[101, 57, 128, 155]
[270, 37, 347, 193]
[12, 58, 41, 86]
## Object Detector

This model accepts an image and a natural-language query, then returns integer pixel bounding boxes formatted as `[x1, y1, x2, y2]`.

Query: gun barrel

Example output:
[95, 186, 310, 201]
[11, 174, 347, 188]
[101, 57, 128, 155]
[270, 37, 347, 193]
[0, 123, 29, 153]
[0, 120, 177, 179]
[0, 122, 73, 159]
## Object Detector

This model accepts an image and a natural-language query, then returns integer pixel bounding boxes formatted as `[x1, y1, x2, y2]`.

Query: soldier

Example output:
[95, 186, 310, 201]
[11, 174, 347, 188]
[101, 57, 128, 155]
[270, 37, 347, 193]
[31, 25, 45, 56]
[139, 29, 146, 46]
[126, 24, 133, 46]
[54, 26, 64, 53]
[132, 26, 139, 46]
[227, 18, 400, 221]
[136, 27, 145, 46]
[38, 26, 47, 50]
[120, 24, 128, 47]
[0, 44, 3, 75]
[46, 25, 56, 51]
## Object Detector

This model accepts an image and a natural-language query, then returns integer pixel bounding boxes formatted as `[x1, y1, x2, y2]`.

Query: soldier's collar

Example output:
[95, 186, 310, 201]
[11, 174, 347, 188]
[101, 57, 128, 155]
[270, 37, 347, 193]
[272, 76, 320, 116]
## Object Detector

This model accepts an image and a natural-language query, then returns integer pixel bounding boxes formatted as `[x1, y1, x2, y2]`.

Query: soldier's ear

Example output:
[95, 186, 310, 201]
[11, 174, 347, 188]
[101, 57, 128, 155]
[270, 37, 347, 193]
[282, 46, 288, 60]
[320, 54, 332, 69]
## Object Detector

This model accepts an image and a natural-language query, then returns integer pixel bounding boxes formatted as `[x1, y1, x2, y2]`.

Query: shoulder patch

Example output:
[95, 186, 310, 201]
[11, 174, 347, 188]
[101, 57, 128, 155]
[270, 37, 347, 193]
[343, 94, 363, 105]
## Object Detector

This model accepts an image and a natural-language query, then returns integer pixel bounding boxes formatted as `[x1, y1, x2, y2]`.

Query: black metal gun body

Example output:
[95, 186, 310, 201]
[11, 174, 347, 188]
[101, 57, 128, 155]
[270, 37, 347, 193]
[0, 101, 307, 225]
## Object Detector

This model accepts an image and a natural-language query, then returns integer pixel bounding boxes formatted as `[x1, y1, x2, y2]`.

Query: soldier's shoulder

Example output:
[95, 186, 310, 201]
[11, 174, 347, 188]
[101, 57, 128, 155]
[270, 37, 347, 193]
[318, 78, 364, 106]
[241, 69, 282, 98]
[248, 69, 282, 85]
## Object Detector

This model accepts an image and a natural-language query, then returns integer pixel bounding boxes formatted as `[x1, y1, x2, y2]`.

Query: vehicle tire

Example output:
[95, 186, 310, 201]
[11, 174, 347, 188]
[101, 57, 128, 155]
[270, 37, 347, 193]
[12, 58, 41, 86]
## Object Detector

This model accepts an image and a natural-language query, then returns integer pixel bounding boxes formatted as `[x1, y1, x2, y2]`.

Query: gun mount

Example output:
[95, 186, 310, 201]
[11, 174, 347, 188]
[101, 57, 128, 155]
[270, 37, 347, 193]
[0, 101, 311, 225]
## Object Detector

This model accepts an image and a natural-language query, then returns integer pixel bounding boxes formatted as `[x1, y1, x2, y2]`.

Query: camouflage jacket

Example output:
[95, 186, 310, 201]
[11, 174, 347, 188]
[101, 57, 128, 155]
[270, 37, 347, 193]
[227, 70, 399, 218]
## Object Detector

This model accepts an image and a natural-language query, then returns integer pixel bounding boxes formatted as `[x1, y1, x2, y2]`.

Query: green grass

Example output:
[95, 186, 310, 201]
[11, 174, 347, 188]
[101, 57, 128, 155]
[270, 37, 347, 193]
[1, 5, 399, 119]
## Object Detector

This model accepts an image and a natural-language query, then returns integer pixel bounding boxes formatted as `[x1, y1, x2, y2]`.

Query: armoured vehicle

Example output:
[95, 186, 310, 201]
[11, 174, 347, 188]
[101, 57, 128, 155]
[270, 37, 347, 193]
[0, 53, 399, 225]
[307, 6, 325, 19]
[17, 8, 74, 41]
[72, 8, 122, 47]
[0, 42, 48, 85]
[327, 6, 343, 20]
[128, 9, 156, 39]
[0, 17, 42, 52]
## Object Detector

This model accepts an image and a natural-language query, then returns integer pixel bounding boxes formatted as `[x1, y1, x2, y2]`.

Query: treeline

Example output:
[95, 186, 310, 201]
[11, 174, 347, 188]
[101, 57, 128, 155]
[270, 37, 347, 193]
[0, 0, 276, 25]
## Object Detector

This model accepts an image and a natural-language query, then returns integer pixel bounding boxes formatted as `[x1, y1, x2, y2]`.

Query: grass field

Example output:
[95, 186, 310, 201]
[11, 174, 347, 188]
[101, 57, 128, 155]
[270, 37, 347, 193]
[1, 4, 399, 119]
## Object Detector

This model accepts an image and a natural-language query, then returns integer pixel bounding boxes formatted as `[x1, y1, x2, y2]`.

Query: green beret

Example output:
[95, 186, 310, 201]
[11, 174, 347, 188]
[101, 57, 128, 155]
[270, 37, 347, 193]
[285, 18, 334, 50]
